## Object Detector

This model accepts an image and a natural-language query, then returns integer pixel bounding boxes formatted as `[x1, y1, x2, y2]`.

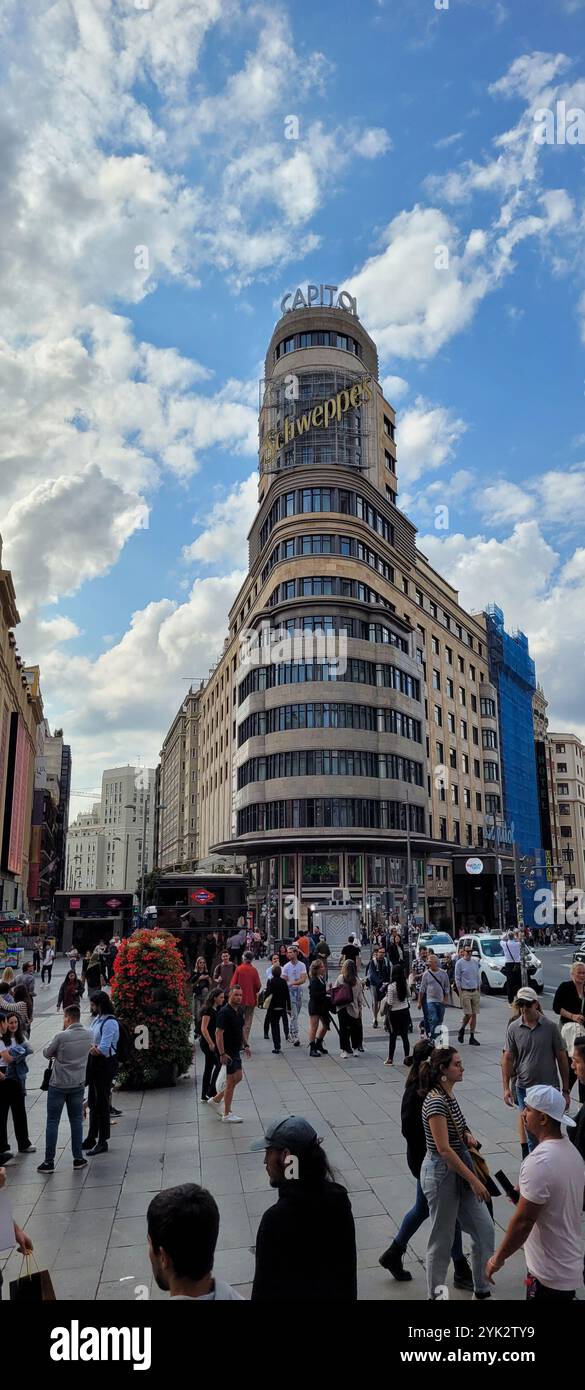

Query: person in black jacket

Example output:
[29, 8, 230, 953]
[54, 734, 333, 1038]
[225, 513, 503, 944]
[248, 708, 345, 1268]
[387, 929, 407, 971]
[307, 960, 330, 1057]
[264, 966, 291, 1054]
[378, 1040, 472, 1290]
[251, 1116, 357, 1301]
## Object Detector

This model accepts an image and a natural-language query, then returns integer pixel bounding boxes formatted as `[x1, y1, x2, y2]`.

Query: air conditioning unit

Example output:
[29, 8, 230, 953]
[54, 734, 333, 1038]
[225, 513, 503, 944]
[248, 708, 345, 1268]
[330, 888, 352, 905]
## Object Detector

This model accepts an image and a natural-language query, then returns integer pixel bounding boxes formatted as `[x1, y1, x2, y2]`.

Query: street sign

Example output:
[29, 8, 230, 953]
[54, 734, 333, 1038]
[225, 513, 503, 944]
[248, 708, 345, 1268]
[190, 889, 216, 905]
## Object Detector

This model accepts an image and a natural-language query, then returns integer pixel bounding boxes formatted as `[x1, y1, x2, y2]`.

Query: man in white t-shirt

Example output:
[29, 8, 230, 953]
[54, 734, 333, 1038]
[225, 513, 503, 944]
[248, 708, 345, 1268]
[282, 946, 307, 1047]
[147, 1184, 243, 1300]
[486, 1084, 585, 1300]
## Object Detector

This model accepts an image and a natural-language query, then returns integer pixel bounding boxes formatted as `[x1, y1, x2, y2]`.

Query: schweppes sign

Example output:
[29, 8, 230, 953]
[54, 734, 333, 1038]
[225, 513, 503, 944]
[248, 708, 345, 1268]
[260, 374, 373, 471]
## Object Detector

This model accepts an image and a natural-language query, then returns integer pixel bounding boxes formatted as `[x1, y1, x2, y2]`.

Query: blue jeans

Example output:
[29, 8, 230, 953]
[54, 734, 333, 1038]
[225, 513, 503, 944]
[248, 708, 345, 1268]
[426, 1001, 445, 1041]
[45, 1084, 84, 1163]
[516, 1085, 537, 1153]
[395, 1179, 463, 1262]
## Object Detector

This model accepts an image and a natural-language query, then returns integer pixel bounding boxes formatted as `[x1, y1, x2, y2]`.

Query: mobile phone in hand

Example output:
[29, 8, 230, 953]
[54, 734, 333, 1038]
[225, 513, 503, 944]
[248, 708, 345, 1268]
[495, 1169, 519, 1204]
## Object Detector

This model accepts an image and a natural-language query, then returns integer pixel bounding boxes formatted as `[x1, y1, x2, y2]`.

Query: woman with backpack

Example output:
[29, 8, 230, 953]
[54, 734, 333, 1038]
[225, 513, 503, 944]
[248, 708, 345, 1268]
[83, 992, 120, 1156]
[382, 964, 413, 1066]
[333, 959, 364, 1059]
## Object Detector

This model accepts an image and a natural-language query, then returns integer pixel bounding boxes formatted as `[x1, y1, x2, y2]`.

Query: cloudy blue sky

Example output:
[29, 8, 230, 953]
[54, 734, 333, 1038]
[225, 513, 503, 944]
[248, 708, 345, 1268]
[1, 0, 584, 816]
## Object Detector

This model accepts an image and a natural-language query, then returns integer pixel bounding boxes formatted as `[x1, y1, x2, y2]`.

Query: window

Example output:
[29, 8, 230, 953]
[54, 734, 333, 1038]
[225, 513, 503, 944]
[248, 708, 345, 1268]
[384, 416, 395, 440]
[466, 824, 473, 845]
[560, 827, 573, 839]
[432, 636, 440, 655]
[460, 719, 467, 739]
[449, 748, 457, 769]
[556, 743, 566, 753]
[557, 763, 568, 773]
[483, 761, 500, 782]
[464, 789, 471, 809]
[416, 588, 423, 607]
[445, 646, 453, 666]
[434, 705, 443, 727]
[559, 804, 570, 815]
[432, 670, 441, 691]
[459, 687, 466, 706]
[448, 713, 455, 733]
[458, 656, 465, 673]
[403, 577, 409, 595]
[476, 792, 482, 811]
[446, 678, 454, 698]
[557, 783, 569, 796]
[472, 726, 479, 746]
[385, 450, 396, 473]
[453, 821, 460, 844]
[440, 817, 447, 841]
[485, 794, 501, 814]
[451, 785, 459, 805]
[430, 602, 437, 619]
[482, 728, 498, 749]
[480, 697, 496, 718]
[436, 741, 444, 763]
[474, 759, 481, 777]
[469, 665, 475, 682]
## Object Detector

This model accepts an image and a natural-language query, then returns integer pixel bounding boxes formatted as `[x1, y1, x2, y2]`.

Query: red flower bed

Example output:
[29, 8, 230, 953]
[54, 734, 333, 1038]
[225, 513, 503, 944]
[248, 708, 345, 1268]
[111, 929, 193, 1087]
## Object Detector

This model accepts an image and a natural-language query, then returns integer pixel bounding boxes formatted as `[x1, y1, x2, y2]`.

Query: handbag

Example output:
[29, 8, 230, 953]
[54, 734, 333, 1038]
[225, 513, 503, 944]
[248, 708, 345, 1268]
[40, 1059, 53, 1092]
[441, 1086, 501, 1199]
[330, 983, 352, 1009]
[10, 1254, 56, 1302]
[215, 1064, 227, 1092]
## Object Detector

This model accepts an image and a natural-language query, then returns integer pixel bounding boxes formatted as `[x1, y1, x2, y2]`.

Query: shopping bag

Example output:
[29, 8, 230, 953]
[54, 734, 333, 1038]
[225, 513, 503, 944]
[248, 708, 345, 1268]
[10, 1254, 56, 1301]
[215, 1064, 227, 1092]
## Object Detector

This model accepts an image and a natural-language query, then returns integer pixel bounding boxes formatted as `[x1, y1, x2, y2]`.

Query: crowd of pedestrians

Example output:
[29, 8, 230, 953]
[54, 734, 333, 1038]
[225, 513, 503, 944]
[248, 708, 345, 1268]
[1, 920, 584, 1303]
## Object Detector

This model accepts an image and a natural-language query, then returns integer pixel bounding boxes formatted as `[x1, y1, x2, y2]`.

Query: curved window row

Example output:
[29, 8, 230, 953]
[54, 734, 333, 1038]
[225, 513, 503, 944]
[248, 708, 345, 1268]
[267, 576, 393, 609]
[275, 331, 363, 360]
[259, 487, 394, 552]
[238, 751, 424, 789]
[480, 697, 496, 718]
[274, 616, 408, 652]
[238, 660, 421, 704]
[262, 534, 395, 586]
[237, 798, 427, 835]
[238, 702, 422, 746]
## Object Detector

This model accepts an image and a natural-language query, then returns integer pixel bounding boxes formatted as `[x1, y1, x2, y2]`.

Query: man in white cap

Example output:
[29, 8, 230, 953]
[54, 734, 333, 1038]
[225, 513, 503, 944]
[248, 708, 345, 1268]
[486, 1085, 585, 1300]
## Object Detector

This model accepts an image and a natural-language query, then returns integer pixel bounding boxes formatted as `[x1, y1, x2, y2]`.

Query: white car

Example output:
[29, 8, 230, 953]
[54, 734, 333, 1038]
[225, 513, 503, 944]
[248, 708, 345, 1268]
[459, 933, 544, 994]
[415, 931, 458, 961]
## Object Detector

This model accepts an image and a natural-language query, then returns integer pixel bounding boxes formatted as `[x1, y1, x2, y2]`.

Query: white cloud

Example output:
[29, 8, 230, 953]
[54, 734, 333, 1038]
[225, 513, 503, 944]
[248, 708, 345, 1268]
[381, 374, 409, 401]
[478, 466, 585, 530]
[478, 481, 534, 526]
[434, 132, 463, 150]
[397, 396, 467, 484]
[183, 472, 259, 567]
[351, 127, 392, 159]
[418, 521, 585, 737]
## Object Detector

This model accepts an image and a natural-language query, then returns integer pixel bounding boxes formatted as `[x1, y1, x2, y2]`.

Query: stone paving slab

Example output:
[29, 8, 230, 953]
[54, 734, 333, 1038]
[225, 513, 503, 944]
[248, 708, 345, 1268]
[1, 958, 584, 1301]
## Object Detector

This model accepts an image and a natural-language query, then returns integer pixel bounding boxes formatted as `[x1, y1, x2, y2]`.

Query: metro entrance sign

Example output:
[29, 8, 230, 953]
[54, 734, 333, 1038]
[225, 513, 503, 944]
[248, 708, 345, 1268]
[190, 889, 216, 905]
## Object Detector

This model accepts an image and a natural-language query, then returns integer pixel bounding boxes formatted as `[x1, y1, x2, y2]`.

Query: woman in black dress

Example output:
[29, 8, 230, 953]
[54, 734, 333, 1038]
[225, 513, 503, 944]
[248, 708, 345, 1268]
[387, 929, 407, 970]
[198, 987, 225, 1102]
[308, 960, 330, 1058]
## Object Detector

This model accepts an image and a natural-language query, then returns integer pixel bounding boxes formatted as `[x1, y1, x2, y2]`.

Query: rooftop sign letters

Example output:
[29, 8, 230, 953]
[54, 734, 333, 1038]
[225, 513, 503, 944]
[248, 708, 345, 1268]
[281, 285, 358, 317]
[260, 374, 372, 471]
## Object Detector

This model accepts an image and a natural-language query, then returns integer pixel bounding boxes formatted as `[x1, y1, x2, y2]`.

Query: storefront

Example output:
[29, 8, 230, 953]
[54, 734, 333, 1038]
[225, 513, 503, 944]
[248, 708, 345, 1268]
[452, 852, 515, 933]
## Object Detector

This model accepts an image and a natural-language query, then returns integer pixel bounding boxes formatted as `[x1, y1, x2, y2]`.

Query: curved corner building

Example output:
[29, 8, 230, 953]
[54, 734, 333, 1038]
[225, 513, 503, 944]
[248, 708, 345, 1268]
[195, 291, 509, 936]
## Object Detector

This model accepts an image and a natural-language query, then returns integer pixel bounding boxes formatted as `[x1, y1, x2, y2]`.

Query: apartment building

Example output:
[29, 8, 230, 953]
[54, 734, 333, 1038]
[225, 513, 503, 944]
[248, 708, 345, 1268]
[158, 688, 202, 871]
[547, 733, 585, 896]
[65, 804, 103, 892]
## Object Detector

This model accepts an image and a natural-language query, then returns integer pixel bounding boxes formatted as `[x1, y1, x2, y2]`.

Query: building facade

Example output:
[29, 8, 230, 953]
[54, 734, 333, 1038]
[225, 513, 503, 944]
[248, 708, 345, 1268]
[547, 732, 585, 899]
[65, 765, 156, 896]
[158, 689, 201, 872]
[0, 538, 45, 913]
[191, 295, 512, 936]
[64, 805, 103, 893]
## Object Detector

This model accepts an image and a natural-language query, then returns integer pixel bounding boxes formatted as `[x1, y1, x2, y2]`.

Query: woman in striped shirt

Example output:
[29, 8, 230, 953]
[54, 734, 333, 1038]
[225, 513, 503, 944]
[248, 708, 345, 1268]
[419, 1047, 494, 1300]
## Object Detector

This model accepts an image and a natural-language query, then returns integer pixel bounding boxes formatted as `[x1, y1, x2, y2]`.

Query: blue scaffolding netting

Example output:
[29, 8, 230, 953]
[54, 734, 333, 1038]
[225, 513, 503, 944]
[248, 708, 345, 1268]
[485, 605, 545, 927]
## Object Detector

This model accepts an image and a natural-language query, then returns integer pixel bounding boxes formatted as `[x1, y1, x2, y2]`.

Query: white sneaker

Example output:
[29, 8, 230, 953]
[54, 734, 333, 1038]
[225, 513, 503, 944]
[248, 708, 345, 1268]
[340, 1051, 348, 1059]
[199, 1097, 208, 1105]
[221, 1113, 243, 1123]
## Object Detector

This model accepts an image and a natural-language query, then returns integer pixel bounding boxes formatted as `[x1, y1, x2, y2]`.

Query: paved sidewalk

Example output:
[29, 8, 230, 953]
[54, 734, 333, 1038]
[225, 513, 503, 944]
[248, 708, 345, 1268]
[1, 960, 583, 1301]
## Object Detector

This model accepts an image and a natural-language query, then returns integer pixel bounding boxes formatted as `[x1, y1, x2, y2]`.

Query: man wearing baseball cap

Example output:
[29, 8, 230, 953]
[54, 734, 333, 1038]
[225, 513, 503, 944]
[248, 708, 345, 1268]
[502, 987, 570, 1153]
[487, 1085, 585, 1299]
[250, 1116, 357, 1301]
